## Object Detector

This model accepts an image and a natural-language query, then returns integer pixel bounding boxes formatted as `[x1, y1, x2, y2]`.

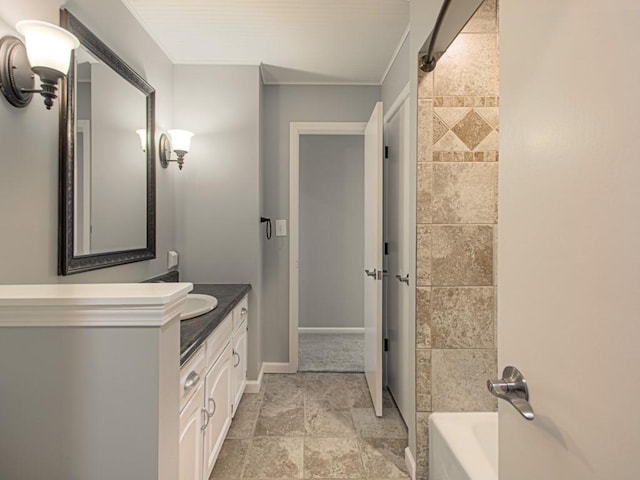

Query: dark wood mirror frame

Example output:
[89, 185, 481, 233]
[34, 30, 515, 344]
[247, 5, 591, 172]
[58, 9, 156, 275]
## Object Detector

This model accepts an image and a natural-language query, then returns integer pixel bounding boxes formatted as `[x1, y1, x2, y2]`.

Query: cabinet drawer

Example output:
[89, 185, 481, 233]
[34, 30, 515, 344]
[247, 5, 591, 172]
[179, 345, 206, 413]
[206, 313, 232, 369]
[233, 295, 249, 331]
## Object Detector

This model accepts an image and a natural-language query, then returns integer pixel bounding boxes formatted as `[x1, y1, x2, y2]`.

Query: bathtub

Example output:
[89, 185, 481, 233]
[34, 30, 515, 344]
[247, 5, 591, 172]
[429, 412, 498, 480]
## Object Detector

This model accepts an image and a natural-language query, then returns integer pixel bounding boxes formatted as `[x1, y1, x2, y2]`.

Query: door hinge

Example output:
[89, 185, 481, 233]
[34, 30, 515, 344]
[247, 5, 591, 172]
[384, 242, 389, 255]
[384, 338, 389, 351]
[384, 146, 389, 159]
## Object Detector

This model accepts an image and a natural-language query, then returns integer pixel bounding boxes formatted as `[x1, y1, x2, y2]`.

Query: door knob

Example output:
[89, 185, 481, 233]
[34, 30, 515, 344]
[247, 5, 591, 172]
[395, 273, 409, 285]
[487, 366, 535, 421]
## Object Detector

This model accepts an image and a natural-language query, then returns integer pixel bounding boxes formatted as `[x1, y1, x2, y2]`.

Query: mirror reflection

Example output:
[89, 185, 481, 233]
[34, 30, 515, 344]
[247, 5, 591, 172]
[59, 8, 156, 276]
[74, 47, 147, 255]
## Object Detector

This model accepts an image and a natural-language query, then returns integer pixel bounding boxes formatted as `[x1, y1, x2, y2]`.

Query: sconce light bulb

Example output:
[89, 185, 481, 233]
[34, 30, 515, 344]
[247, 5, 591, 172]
[136, 129, 147, 152]
[168, 129, 194, 154]
[16, 20, 79, 76]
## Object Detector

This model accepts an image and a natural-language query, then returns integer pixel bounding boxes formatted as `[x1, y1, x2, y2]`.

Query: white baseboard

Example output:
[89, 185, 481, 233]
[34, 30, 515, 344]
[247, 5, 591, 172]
[298, 327, 365, 334]
[263, 362, 295, 374]
[405, 447, 416, 480]
[245, 363, 264, 393]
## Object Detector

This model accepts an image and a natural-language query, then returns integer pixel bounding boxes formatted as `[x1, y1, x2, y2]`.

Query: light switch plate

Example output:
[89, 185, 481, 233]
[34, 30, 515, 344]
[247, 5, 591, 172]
[276, 219, 287, 237]
[167, 250, 179, 269]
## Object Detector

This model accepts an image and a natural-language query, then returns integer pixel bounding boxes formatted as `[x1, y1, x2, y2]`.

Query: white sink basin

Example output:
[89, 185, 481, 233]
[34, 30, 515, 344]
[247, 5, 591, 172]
[181, 294, 218, 320]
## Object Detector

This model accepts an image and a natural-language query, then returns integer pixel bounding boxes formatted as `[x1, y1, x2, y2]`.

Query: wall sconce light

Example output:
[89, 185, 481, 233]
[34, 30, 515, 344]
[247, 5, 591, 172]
[159, 129, 194, 170]
[136, 129, 147, 152]
[0, 20, 79, 110]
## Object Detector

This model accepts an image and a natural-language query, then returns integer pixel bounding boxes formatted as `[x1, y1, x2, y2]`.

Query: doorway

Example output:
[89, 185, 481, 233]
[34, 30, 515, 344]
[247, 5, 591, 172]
[298, 133, 365, 372]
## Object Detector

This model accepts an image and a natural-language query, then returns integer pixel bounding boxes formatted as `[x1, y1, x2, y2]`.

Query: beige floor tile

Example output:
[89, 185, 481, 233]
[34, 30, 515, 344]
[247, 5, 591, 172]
[351, 408, 408, 439]
[358, 437, 409, 479]
[254, 403, 306, 437]
[242, 437, 304, 479]
[227, 393, 262, 439]
[304, 438, 365, 478]
[209, 438, 250, 479]
[305, 403, 356, 438]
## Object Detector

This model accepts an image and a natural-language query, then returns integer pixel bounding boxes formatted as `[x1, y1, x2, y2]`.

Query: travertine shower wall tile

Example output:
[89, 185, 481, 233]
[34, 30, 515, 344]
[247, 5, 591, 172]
[416, 226, 432, 286]
[431, 226, 494, 286]
[432, 162, 497, 224]
[434, 34, 499, 96]
[417, 100, 433, 163]
[431, 349, 498, 411]
[416, 349, 432, 412]
[416, 162, 432, 224]
[462, 0, 498, 33]
[416, 412, 430, 480]
[416, 287, 432, 349]
[418, 69, 434, 99]
[430, 287, 495, 349]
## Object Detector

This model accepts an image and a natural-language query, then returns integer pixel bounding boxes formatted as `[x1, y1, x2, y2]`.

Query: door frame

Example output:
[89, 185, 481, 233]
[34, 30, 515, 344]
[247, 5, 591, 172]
[287, 121, 367, 373]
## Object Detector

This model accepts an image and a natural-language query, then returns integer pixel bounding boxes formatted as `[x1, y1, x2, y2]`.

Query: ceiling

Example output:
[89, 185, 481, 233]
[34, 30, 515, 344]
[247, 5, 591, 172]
[121, 0, 410, 85]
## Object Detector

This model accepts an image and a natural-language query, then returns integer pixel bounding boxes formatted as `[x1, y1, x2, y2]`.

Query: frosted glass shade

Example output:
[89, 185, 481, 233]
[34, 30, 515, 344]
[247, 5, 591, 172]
[16, 20, 79, 75]
[168, 129, 194, 153]
[136, 129, 147, 151]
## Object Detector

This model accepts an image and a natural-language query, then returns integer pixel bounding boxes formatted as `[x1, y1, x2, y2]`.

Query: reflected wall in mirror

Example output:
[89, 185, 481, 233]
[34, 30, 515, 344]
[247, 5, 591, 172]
[59, 9, 156, 275]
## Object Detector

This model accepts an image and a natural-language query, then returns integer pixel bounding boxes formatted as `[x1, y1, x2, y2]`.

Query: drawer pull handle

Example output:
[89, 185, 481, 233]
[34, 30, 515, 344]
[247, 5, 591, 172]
[184, 371, 200, 391]
[241, 307, 248, 316]
[207, 397, 216, 417]
[200, 408, 210, 431]
[233, 350, 241, 367]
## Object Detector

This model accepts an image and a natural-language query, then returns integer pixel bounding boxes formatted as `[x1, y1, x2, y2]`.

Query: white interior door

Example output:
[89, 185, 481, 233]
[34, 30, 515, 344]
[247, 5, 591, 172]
[385, 97, 411, 421]
[499, 2, 640, 478]
[364, 101, 384, 417]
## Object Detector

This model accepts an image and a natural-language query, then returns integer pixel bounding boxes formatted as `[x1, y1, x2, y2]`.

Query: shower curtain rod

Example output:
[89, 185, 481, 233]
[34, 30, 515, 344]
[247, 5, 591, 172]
[420, 0, 485, 72]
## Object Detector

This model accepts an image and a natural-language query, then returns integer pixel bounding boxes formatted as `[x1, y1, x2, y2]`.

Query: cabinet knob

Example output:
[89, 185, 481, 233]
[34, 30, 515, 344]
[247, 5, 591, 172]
[184, 371, 200, 391]
[241, 307, 248, 316]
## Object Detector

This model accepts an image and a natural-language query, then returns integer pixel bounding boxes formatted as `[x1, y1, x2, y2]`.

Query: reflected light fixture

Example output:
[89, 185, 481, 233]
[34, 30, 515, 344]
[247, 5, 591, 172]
[159, 129, 194, 170]
[0, 20, 79, 110]
[136, 129, 147, 152]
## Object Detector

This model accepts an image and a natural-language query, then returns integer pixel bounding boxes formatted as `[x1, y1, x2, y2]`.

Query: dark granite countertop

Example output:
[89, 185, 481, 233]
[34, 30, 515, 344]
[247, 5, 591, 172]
[180, 284, 251, 366]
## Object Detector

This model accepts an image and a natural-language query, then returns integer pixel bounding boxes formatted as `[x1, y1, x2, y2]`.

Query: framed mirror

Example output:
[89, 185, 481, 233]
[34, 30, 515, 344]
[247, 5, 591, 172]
[59, 9, 156, 275]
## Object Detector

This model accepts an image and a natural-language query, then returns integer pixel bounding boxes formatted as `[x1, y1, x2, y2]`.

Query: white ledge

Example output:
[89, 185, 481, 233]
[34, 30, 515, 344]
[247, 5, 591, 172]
[0, 283, 193, 327]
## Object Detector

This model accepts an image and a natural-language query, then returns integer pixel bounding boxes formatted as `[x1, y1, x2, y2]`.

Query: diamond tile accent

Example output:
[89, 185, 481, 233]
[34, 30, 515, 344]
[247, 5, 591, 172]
[451, 109, 493, 150]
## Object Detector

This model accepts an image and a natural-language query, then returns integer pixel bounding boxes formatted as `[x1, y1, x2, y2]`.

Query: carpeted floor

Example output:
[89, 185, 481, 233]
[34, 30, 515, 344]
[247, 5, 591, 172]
[298, 333, 364, 372]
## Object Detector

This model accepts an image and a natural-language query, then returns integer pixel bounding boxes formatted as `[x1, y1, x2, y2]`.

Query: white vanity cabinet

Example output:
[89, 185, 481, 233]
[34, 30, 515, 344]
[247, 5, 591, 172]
[231, 296, 248, 416]
[179, 294, 248, 480]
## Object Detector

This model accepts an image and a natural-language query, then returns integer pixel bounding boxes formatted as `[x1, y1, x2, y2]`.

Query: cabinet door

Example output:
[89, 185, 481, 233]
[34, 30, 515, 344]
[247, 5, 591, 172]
[203, 343, 232, 479]
[231, 321, 248, 416]
[179, 382, 205, 480]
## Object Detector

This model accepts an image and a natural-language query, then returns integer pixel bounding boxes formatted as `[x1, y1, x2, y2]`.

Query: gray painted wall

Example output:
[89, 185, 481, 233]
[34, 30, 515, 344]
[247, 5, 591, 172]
[381, 34, 410, 112]
[262, 85, 380, 362]
[0, 0, 176, 284]
[173, 65, 263, 378]
[299, 135, 364, 329]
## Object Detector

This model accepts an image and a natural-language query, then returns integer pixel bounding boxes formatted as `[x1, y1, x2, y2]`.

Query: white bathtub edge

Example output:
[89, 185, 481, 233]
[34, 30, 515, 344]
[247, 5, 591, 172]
[429, 412, 498, 480]
[404, 447, 416, 480]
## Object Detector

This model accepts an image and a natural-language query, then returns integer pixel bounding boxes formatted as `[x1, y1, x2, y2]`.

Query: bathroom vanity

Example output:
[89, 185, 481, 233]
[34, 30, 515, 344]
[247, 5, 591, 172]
[178, 284, 250, 480]
[0, 282, 250, 480]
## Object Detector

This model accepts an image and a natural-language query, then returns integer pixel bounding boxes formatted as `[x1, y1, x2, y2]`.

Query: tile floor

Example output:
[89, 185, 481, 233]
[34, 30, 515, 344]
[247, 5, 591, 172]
[210, 372, 409, 479]
[298, 334, 364, 372]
